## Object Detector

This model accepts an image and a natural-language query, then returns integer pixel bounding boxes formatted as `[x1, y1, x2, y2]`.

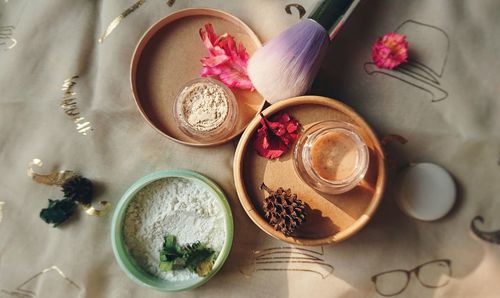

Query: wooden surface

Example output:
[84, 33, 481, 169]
[131, 8, 264, 146]
[234, 96, 386, 245]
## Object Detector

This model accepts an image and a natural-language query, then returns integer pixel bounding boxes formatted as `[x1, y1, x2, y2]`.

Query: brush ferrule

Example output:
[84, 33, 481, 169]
[309, 0, 360, 39]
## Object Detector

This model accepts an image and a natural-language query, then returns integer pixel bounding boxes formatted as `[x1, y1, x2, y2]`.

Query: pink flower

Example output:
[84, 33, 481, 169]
[372, 32, 408, 69]
[254, 113, 299, 159]
[199, 23, 254, 90]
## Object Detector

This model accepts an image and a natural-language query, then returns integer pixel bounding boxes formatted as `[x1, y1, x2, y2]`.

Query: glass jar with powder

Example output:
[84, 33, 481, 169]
[293, 121, 369, 194]
[173, 78, 238, 142]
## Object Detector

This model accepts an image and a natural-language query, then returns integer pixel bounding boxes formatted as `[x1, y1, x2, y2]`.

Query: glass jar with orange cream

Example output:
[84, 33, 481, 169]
[293, 121, 369, 194]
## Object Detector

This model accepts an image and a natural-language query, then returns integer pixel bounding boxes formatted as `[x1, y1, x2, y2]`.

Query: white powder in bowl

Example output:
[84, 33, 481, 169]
[123, 177, 226, 281]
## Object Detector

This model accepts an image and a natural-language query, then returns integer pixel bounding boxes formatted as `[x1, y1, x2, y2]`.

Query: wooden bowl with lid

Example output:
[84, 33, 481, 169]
[130, 8, 264, 146]
[233, 96, 386, 245]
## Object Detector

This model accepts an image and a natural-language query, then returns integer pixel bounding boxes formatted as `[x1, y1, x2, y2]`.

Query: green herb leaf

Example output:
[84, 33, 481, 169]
[158, 235, 216, 276]
[183, 242, 215, 277]
[173, 257, 186, 269]
[159, 260, 173, 271]
[162, 235, 181, 257]
[160, 236, 183, 260]
[39, 198, 77, 227]
[196, 255, 216, 277]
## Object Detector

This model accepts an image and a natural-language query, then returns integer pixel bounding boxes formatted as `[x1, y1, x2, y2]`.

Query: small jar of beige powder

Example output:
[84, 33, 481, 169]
[173, 78, 238, 142]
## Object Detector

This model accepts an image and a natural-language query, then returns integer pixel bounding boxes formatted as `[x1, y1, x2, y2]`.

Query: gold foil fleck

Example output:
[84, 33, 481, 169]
[82, 201, 112, 217]
[27, 159, 112, 217]
[0, 201, 4, 223]
[1, 266, 81, 298]
[98, 0, 146, 43]
[0, 26, 17, 50]
[60, 76, 93, 135]
[27, 159, 75, 186]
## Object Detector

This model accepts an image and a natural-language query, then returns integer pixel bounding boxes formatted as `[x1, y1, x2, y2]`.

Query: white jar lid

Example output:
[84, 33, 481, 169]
[396, 163, 456, 221]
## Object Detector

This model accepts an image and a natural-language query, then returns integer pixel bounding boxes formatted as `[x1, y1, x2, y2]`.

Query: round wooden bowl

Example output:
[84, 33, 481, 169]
[130, 8, 264, 146]
[234, 96, 386, 246]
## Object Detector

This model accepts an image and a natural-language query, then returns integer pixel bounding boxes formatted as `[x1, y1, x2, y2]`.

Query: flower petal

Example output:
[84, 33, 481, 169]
[253, 113, 300, 159]
[199, 23, 254, 90]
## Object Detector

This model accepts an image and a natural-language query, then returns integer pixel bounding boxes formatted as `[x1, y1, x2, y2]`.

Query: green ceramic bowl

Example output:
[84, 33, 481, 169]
[111, 169, 234, 292]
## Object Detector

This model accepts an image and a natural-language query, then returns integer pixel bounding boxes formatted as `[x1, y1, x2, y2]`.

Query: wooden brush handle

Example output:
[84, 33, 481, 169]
[309, 0, 361, 40]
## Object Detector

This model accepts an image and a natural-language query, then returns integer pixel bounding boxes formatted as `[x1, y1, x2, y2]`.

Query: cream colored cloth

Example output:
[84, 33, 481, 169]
[1, 0, 499, 297]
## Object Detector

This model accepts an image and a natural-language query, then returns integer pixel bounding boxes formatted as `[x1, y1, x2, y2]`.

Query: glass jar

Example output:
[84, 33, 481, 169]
[293, 120, 369, 194]
[173, 78, 238, 143]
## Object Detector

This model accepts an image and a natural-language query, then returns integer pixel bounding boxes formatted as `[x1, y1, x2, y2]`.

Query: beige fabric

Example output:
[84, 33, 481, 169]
[1, 0, 499, 297]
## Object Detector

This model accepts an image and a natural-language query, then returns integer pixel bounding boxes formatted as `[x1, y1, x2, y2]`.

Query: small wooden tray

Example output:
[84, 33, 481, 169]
[234, 96, 386, 246]
[131, 8, 264, 146]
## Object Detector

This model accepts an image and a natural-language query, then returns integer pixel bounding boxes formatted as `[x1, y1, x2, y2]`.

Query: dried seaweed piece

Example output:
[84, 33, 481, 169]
[39, 198, 77, 227]
[261, 183, 307, 236]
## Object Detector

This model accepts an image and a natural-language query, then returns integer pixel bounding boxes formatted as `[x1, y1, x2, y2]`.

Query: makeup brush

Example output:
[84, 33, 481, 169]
[248, 0, 360, 103]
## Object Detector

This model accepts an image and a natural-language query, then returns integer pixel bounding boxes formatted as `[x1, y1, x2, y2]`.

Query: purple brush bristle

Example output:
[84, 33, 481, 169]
[248, 19, 329, 103]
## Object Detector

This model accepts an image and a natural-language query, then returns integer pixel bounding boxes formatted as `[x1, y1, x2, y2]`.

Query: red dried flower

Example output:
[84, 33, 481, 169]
[199, 23, 254, 90]
[254, 112, 299, 159]
[372, 32, 408, 69]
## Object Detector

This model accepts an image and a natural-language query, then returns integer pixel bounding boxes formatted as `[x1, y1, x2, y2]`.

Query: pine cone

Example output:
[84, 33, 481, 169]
[61, 175, 93, 205]
[261, 183, 307, 236]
